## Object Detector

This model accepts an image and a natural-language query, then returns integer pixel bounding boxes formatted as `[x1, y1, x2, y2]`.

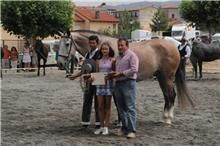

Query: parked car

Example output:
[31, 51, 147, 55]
[211, 33, 220, 45]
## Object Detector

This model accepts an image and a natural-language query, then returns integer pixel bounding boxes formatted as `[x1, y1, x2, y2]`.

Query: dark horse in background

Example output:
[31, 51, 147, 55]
[57, 30, 195, 125]
[190, 40, 220, 79]
[34, 40, 49, 76]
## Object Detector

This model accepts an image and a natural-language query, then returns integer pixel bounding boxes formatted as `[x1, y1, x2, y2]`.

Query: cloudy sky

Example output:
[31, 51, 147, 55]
[74, 0, 172, 6]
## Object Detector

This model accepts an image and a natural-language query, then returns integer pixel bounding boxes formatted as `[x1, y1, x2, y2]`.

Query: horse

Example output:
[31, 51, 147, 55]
[34, 40, 49, 76]
[57, 36, 78, 75]
[57, 30, 195, 125]
[190, 40, 220, 79]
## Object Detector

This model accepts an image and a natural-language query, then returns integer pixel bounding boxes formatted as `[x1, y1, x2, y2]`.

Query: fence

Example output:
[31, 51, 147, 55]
[1, 39, 26, 53]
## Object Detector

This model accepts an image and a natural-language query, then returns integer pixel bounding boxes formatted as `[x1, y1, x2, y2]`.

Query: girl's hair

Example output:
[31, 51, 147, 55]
[99, 42, 115, 58]
[11, 46, 17, 52]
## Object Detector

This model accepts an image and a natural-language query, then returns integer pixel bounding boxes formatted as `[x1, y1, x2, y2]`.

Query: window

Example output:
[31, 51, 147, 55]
[135, 11, 139, 17]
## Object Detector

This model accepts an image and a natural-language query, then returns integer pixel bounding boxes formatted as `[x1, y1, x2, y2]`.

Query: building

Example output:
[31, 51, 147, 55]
[0, 26, 25, 52]
[112, 6, 157, 31]
[74, 7, 119, 33]
[161, 4, 185, 25]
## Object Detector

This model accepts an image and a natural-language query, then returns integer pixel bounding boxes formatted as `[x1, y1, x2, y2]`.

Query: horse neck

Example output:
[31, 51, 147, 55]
[71, 32, 118, 57]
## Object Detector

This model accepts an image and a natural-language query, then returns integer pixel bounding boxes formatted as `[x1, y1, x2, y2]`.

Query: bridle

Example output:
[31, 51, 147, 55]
[58, 36, 73, 60]
[58, 35, 83, 60]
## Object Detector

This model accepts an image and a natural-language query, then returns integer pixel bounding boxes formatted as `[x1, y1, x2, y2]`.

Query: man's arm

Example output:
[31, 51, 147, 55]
[68, 72, 82, 80]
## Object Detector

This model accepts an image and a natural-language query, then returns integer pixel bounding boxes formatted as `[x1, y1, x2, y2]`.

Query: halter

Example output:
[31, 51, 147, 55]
[58, 36, 73, 60]
[58, 35, 83, 60]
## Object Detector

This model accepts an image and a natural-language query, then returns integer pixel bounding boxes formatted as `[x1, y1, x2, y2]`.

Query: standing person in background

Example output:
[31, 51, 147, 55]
[93, 42, 115, 135]
[10, 46, 18, 71]
[2, 45, 11, 71]
[178, 38, 191, 79]
[22, 42, 31, 71]
[111, 38, 139, 139]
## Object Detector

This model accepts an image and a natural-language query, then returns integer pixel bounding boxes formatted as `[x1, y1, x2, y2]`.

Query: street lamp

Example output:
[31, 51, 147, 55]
[157, 20, 161, 35]
[130, 20, 134, 39]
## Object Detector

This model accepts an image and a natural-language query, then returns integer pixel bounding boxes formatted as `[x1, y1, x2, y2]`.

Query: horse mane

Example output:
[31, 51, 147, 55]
[70, 29, 118, 39]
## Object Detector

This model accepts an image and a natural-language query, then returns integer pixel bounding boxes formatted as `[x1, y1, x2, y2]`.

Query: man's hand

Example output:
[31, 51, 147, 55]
[107, 71, 123, 78]
[69, 75, 78, 80]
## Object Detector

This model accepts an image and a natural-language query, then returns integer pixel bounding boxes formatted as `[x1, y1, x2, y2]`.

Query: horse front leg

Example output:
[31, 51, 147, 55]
[37, 59, 40, 76]
[190, 55, 198, 79]
[43, 60, 46, 76]
[198, 60, 203, 79]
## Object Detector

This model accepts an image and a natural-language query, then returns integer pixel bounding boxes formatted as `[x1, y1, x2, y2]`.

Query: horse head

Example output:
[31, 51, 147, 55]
[57, 30, 118, 70]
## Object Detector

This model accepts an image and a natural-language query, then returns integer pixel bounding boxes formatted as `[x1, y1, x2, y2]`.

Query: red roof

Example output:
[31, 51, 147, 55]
[75, 7, 119, 23]
[75, 14, 84, 22]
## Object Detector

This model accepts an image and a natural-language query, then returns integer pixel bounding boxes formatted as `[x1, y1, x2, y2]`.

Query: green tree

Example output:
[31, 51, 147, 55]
[150, 7, 168, 32]
[117, 11, 141, 39]
[1, 1, 73, 41]
[180, 1, 220, 34]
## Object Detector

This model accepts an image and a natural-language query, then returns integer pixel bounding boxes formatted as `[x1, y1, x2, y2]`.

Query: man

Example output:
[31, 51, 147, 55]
[178, 38, 191, 79]
[69, 35, 100, 128]
[111, 38, 139, 139]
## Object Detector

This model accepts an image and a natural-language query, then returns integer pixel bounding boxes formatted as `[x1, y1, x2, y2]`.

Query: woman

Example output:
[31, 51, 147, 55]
[22, 42, 31, 71]
[10, 46, 18, 70]
[94, 42, 115, 135]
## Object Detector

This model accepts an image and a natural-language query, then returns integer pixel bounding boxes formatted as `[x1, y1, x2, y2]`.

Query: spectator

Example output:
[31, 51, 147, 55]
[23, 42, 31, 71]
[178, 38, 191, 79]
[10, 46, 18, 71]
[2, 45, 11, 70]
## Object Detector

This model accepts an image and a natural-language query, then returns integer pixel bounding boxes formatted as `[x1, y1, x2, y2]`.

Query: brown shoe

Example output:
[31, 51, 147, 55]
[127, 132, 136, 139]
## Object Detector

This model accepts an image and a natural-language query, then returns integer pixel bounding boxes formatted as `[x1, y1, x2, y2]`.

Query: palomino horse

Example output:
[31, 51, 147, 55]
[190, 40, 220, 79]
[57, 30, 194, 124]
[34, 40, 49, 76]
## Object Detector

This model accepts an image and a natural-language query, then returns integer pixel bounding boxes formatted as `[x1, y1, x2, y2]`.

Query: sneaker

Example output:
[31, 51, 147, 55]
[102, 127, 109, 135]
[94, 127, 103, 135]
[127, 132, 136, 139]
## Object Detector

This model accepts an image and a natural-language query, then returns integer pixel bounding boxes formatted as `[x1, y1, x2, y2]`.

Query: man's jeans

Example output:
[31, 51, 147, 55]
[114, 79, 136, 133]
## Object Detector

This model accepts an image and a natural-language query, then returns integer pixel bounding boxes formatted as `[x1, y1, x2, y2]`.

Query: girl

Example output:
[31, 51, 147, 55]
[94, 42, 115, 135]
[10, 46, 18, 70]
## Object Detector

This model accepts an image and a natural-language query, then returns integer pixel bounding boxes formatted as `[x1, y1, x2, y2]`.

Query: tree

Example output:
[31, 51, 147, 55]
[150, 7, 168, 32]
[180, 1, 220, 34]
[117, 11, 141, 39]
[1, 1, 73, 41]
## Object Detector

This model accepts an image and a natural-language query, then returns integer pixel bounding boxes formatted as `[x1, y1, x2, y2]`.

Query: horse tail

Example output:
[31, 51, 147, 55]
[175, 67, 195, 108]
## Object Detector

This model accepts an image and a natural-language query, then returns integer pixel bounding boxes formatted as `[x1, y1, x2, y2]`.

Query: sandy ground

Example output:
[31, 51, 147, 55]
[1, 70, 220, 146]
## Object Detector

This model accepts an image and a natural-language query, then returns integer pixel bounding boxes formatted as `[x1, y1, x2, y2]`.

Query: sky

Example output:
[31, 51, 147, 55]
[74, 0, 172, 6]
